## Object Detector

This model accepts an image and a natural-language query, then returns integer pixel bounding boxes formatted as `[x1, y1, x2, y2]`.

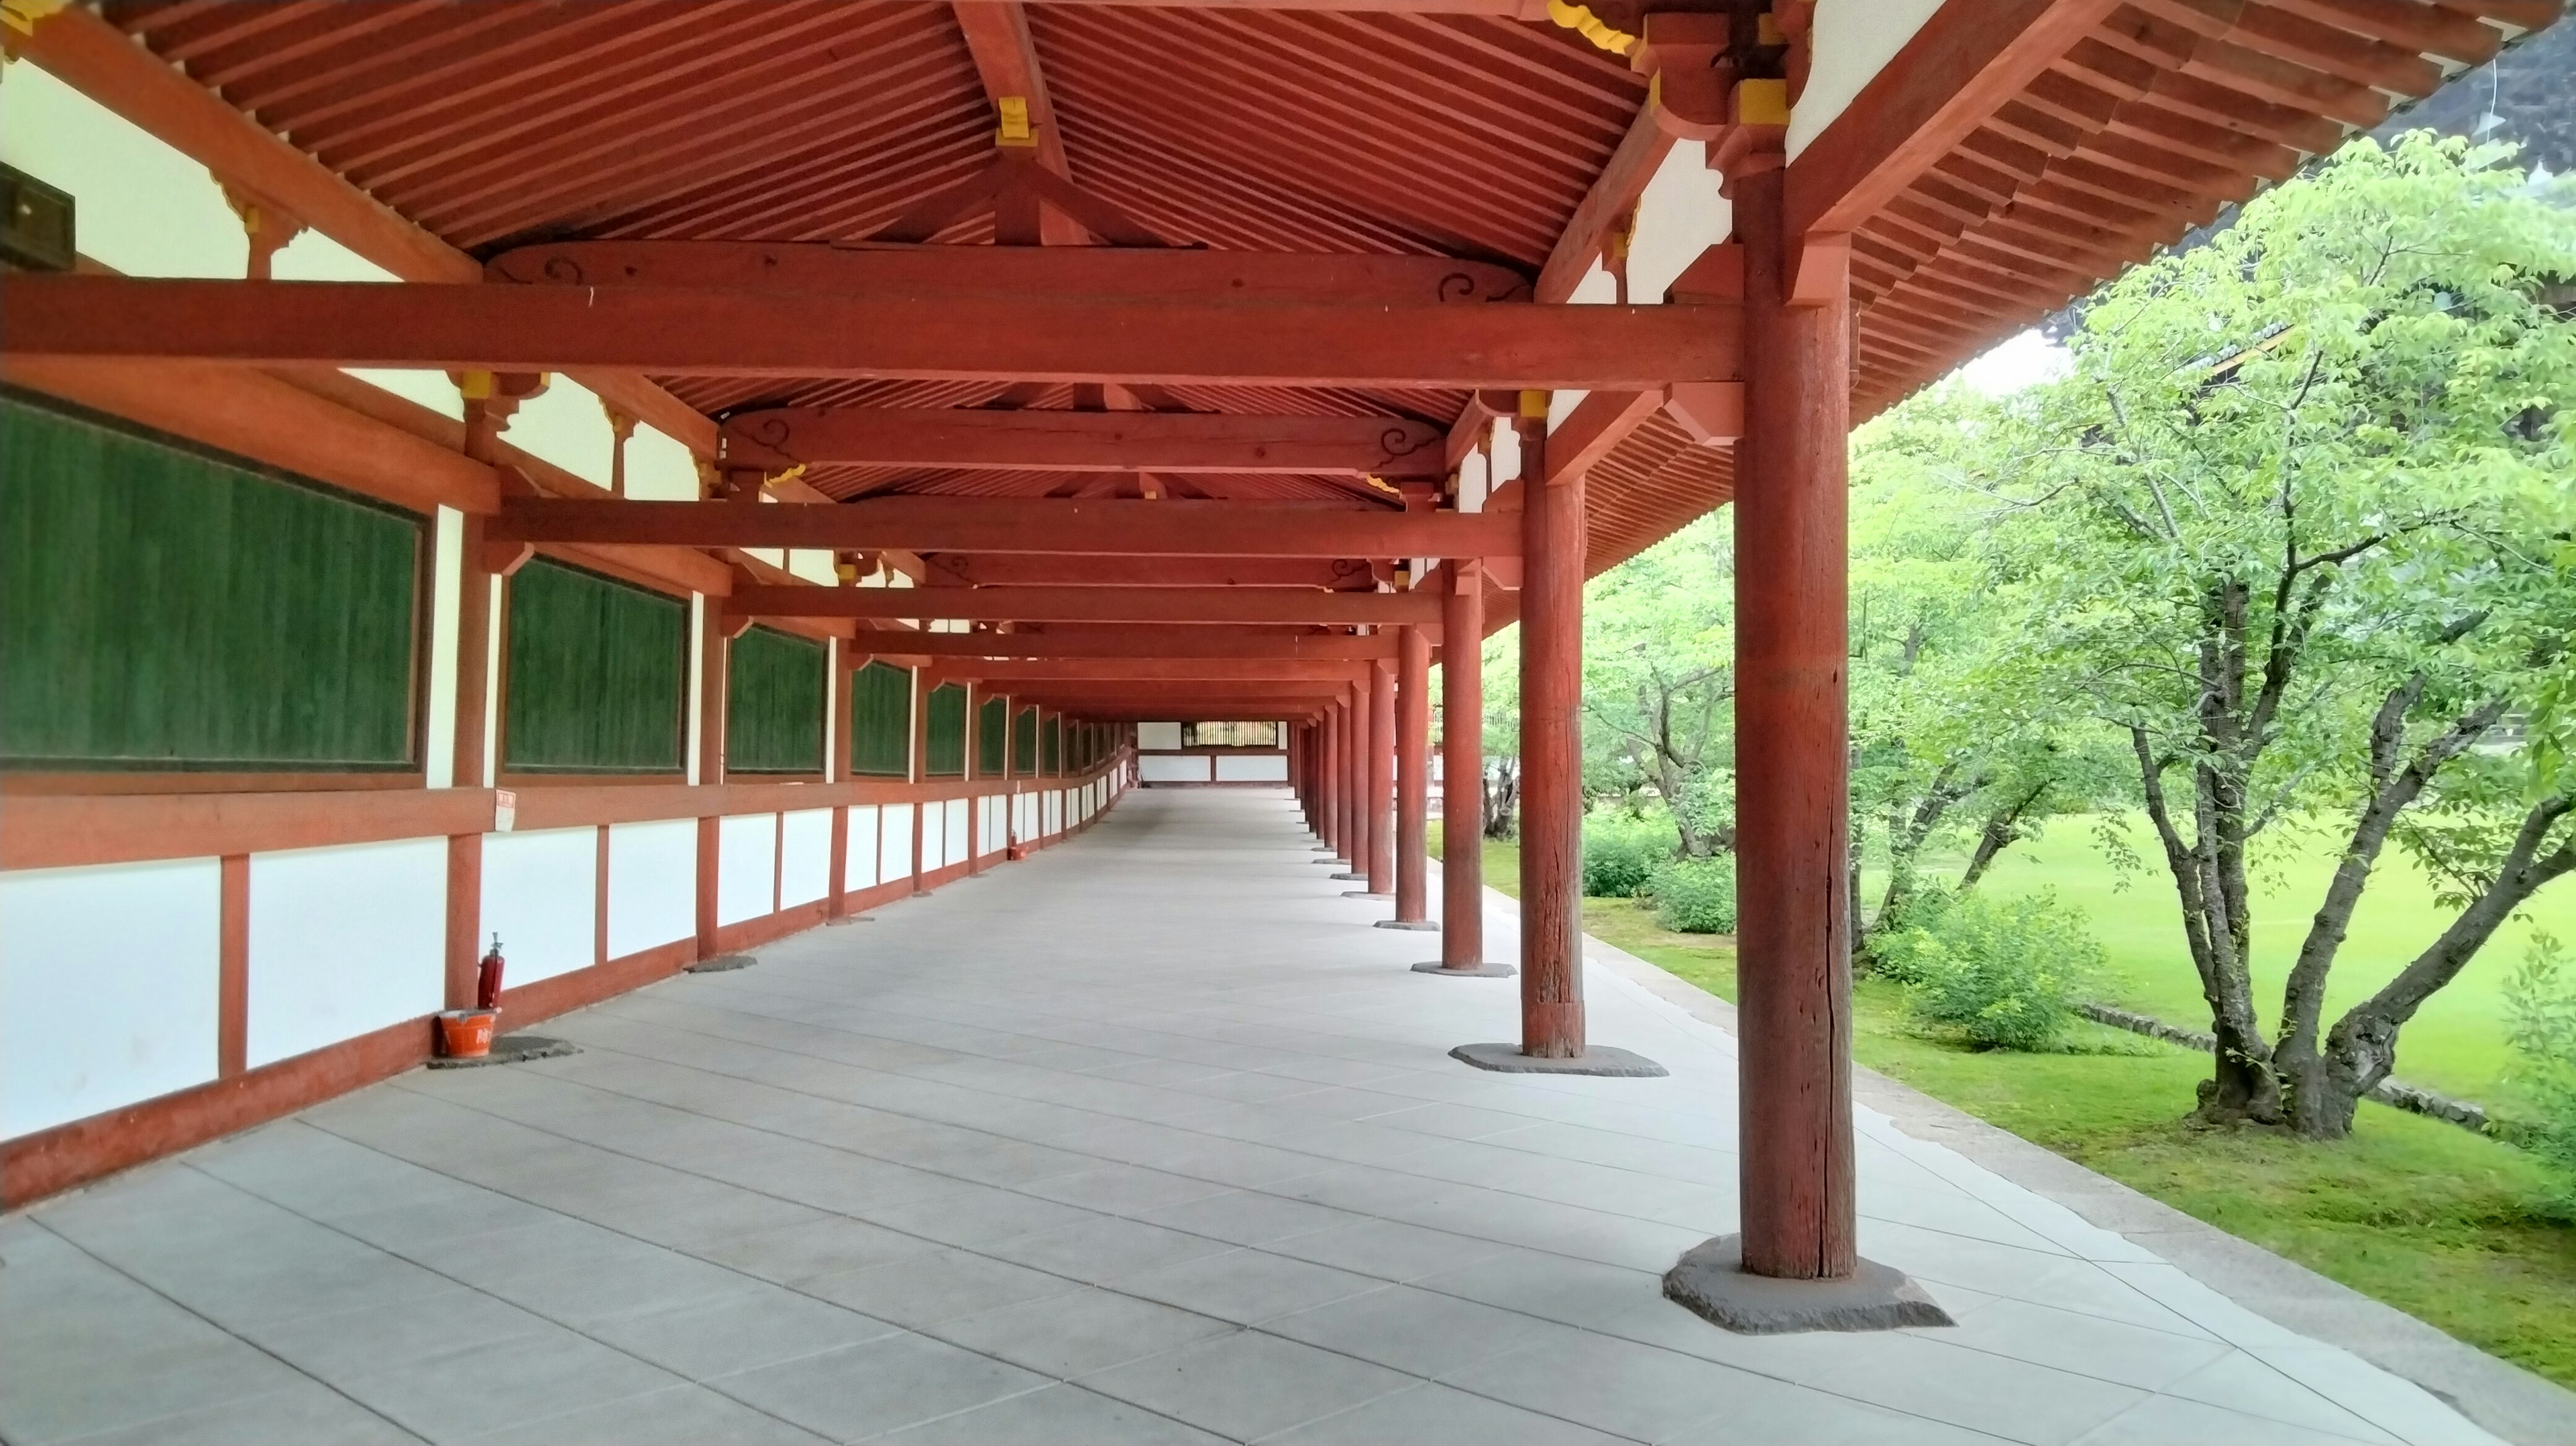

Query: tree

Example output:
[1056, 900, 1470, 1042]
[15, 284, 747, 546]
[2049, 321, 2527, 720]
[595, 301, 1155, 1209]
[1482, 625, 1521, 840]
[1956, 136, 2576, 1136]
[1582, 516, 1735, 856]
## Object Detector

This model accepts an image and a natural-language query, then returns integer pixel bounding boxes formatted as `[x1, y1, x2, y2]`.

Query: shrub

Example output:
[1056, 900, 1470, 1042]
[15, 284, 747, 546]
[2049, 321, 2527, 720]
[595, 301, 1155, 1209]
[2503, 934, 2576, 1213]
[1648, 855, 1737, 934]
[1879, 889, 2102, 1051]
[1580, 813, 1672, 897]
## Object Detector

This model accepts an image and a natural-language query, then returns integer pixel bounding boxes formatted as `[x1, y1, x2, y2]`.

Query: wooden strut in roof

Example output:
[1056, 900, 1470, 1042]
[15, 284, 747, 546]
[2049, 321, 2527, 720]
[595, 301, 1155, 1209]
[926, 556, 1381, 588]
[720, 407, 1449, 478]
[881, 629, 1401, 660]
[731, 584, 1441, 625]
[486, 497, 1521, 558]
[950, 0, 1089, 246]
[5, 276, 1741, 390]
[929, 659, 1369, 682]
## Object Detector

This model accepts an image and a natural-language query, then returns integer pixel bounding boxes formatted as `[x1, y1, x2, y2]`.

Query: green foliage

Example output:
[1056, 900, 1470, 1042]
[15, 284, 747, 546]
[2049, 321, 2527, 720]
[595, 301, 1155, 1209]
[1876, 888, 2104, 1051]
[1580, 811, 1673, 897]
[2503, 933, 2576, 1213]
[1648, 854, 1737, 934]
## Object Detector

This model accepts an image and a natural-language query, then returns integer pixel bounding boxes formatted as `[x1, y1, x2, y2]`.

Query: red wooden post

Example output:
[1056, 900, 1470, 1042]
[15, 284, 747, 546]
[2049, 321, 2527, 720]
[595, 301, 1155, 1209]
[694, 609, 729, 958]
[1517, 396, 1585, 1056]
[1393, 628, 1430, 920]
[1344, 683, 1371, 881]
[964, 683, 983, 875]
[1320, 700, 1342, 858]
[445, 511, 493, 1011]
[1365, 657, 1396, 895]
[1439, 561, 1491, 969]
[826, 643, 853, 917]
[1733, 168, 1858, 1282]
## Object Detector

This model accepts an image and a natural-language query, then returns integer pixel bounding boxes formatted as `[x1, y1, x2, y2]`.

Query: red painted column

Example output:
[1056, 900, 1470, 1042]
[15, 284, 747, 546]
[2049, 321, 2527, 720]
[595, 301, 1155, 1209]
[1320, 701, 1342, 858]
[1346, 683, 1372, 879]
[1366, 658, 1397, 895]
[694, 614, 731, 957]
[1517, 394, 1585, 1057]
[1393, 628, 1430, 921]
[1734, 168, 1858, 1281]
[1440, 561, 1487, 968]
[444, 514, 494, 1010]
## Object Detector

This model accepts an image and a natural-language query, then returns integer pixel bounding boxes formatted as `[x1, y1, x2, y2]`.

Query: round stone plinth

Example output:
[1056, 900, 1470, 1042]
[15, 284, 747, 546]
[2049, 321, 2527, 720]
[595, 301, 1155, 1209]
[1313, 858, 1350, 867]
[1331, 871, 1369, 881]
[1342, 890, 1393, 900]
[1373, 919, 1440, 932]
[1412, 960, 1515, 977]
[684, 953, 758, 973]
[1662, 1235, 1953, 1335]
[1311, 845, 1338, 853]
[1449, 1042, 1666, 1076]
[427, 1034, 577, 1070]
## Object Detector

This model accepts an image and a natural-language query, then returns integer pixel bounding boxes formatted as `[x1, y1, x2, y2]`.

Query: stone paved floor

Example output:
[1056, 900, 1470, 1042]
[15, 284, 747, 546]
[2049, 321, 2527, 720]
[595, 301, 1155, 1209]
[0, 789, 2508, 1444]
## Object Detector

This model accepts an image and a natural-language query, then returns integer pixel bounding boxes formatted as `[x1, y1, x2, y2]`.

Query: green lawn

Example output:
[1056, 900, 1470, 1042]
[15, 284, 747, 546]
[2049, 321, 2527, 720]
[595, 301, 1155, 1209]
[1446, 838, 2576, 1388]
[1884, 815, 2576, 1101]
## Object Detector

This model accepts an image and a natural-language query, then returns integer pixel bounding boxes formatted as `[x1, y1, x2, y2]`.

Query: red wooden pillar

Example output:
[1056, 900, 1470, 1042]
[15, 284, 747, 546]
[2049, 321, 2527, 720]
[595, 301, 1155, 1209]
[1340, 683, 1371, 882]
[1364, 657, 1396, 896]
[1318, 701, 1342, 858]
[826, 645, 854, 918]
[444, 511, 494, 1011]
[1517, 396, 1583, 1056]
[1429, 560, 1505, 973]
[1391, 628, 1430, 922]
[694, 608, 733, 958]
[1733, 168, 1856, 1282]
[964, 683, 983, 875]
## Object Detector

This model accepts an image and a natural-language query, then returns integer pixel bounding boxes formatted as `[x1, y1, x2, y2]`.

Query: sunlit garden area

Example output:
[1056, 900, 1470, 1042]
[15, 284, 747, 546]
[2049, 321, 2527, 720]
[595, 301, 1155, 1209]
[1450, 131, 2576, 1389]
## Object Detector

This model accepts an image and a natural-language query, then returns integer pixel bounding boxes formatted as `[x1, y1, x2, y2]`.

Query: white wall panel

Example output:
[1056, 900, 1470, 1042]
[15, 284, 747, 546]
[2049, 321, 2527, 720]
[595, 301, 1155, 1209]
[781, 809, 833, 908]
[718, 814, 778, 926]
[1786, 0, 1945, 160]
[480, 827, 597, 988]
[881, 803, 916, 883]
[943, 799, 971, 867]
[920, 803, 945, 875]
[1140, 755, 1212, 784]
[1214, 755, 1289, 782]
[608, 820, 696, 958]
[1, 859, 222, 1139]
[246, 839, 445, 1069]
[844, 805, 882, 893]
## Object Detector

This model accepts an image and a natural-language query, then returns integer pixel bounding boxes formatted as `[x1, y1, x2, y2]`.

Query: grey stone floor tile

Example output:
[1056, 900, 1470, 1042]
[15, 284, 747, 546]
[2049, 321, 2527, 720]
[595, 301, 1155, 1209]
[1024, 1163, 1241, 1215]
[981, 1214, 1239, 1282]
[494, 1242, 769, 1329]
[1263, 1284, 1592, 1382]
[694, 1215, 939, 1284]
[847, 1182, 1105, 1247]
[238, 1285, 560, 1383]
[46, 1380, 425, 1446]
[1081, 1330, 1415, 1441]
[920, 1286, 1238, 1378]
[1926, 1296, 2233, 1392]
[582, 1286, 902, 1380]
[337, 1327, 683, 1441]
[2068, 1393, 2386, 1446]
[0, 1335, 314, 1446]
[715, 1329, 1050, 1442]
[1656, 1378, 2006, 1445]
[1265, 1217, 1515, 1282]
[1261, 1382, 1630, 1445]
[1133, 1189, 1362, 1247]
[453, 1384, 831, 1445]
[799, 1247, 1082, 1329]
[1116, 1247, 1386, 1325]
[869, 1382, 1230, 1443]
[1411, 1249, 1667, 1331]
[2157, 1352, 2403, 1443]
[1443, 1333, 1774, 1443]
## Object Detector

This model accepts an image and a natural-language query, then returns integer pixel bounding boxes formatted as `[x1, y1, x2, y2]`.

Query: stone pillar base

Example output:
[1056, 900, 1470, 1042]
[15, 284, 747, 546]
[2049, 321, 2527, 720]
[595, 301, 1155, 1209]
[1411, 960, 1514, 977]
[1448, 1042, 1665, 1077]
[1662, 1235, 1953, 1335]
[1373, 920, 1440, 932]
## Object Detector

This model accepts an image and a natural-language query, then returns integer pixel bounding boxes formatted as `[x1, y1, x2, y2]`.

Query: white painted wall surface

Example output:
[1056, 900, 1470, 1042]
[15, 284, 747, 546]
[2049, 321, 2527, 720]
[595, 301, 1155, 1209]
[881, 803, 916, 883]
[980, 797, 1004, 857]
[780, 809, 833, 908]
[1214, 755, 1290, 783]
[1786, 0, 1945, 161]
[499, 379, 616, 489]
[845, 805, 881, 892]
[3, 63, 241, 277]
[718, 814, 778, 926]
[607, 820, 696, 959]
[1046, 792, 1063, 836]
[920, 803, 945, 876]
[1137, 722, 1185, 750]
[1, 858, 223, 1139]
[943, 799, 971, 867]
[245, 839, 446, 1070]
[1630, 139, 1730, 304]
[480, 827, 598, 987]
[1140, 755, 1212, 783]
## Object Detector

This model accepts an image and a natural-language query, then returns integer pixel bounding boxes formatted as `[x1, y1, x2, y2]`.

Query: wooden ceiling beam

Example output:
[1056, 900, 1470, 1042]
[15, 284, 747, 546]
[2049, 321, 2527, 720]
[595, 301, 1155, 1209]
[722, 406, 1448, 478]
[931, 659, 1368, 682]
[950, 1, 1088, 245]
[928, 556, 1379, 588]
[8, 276, 1736, 390]
[871, 628, 1400, 660]
[486, 497, 1520, 557]
[731, 584, 1442, 625]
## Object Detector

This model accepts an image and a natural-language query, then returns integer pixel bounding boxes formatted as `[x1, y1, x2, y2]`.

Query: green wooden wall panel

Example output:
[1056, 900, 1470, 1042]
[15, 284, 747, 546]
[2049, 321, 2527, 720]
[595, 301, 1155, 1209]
[851, 661, 912, 777]
[503, 559, 685, 774]
[1013, 707, 1038, 775]
[727, 626, 825, 774]
[924, 683, 967, 777]
[1, 394, 420, 771]
[1042, 714, 1062, 775]
[977, 696, 1007, 777]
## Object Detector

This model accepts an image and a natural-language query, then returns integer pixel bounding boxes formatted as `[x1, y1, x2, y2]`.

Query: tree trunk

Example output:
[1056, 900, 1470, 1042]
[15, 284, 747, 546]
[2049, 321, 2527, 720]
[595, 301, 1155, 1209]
[1957, 777, 2051, 893]
[1484, 757, 1519, 840]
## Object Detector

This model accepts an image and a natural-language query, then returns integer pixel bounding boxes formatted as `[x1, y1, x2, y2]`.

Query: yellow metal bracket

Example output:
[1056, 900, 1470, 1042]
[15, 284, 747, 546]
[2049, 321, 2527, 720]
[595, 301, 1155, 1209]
[1544, 0, 1635, 56]
[995, 95, 1037, 148]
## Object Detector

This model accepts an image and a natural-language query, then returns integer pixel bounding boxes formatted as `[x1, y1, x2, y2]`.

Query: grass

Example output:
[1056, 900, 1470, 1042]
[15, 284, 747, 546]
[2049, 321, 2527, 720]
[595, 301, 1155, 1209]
[1456, 836, 2576, 1388]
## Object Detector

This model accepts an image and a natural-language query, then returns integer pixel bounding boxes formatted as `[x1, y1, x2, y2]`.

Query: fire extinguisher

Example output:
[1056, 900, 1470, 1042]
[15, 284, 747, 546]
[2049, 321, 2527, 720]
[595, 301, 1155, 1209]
[476, 934, 506, 1011]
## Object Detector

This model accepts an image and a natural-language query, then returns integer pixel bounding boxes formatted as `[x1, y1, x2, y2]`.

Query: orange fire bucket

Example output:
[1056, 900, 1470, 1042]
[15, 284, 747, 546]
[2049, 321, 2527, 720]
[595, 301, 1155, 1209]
[437, 1009, 499, 1058]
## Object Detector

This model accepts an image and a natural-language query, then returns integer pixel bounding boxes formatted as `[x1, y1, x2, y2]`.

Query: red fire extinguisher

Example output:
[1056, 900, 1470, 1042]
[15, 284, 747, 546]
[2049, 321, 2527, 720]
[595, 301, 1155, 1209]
[476, 934, 506, 1011]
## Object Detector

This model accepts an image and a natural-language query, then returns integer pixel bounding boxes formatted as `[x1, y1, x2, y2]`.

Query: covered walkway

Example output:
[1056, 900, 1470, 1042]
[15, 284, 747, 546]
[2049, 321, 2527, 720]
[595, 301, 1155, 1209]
[1, 791, 2493, 1445]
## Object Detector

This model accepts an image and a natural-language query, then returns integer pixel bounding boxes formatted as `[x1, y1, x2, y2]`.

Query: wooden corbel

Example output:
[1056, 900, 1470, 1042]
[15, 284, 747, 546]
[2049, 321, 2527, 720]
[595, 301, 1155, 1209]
[221, 184, 307, 281]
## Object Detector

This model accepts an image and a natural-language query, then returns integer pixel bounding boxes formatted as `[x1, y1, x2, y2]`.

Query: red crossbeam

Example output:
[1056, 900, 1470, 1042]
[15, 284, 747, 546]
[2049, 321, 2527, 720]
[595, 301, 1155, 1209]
[734, 585, 1439, 626]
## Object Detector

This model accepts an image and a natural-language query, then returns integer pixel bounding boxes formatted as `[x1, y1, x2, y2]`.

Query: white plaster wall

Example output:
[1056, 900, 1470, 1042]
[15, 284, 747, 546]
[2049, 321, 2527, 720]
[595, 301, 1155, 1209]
[1141, 755, 1212, 784]
[943, 799, 971, 867]
[1046, 792, 1063, 836]
[919, 802, 944, 876]
[246, 839, 446, 1069]
[1787, 0, 1946, 161]
[625, 426, 701, 501]
[881, 803, 916, 883]
[608, 820, 696, 958]
[501, 379, 616, 489]
[1137, 722, 1185, 750]
[480, 827, 597, 987]
[2, 62, 241, 277]
[1216, 755, 1289, 783]
[1, 859, 222, 1139]
[781, 809, 833, 908]
[1630, 139, 1729, 304]
[718, 814, 778, 926]
[845, 805, 882, 891]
